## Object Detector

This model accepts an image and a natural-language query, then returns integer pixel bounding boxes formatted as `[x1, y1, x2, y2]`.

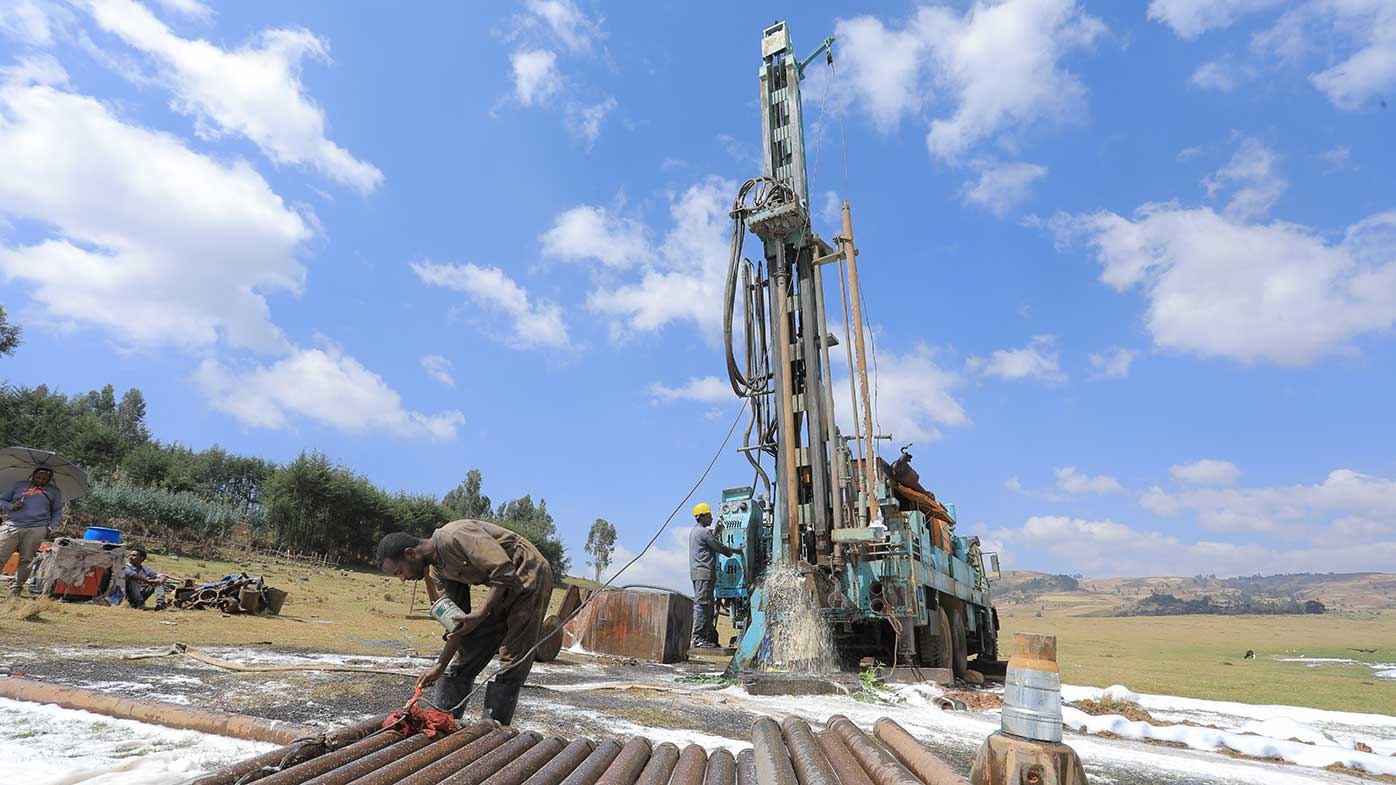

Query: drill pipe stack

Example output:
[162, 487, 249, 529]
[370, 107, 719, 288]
[205, 717, 974, 785]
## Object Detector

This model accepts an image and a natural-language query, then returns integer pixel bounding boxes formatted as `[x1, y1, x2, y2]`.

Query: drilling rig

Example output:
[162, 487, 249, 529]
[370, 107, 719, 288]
[715, 21, 1001, 682]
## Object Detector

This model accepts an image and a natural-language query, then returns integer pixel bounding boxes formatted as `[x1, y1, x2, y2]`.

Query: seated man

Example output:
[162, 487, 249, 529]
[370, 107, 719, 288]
[123, 547, 166, 609]
[376, 519, 553, 725]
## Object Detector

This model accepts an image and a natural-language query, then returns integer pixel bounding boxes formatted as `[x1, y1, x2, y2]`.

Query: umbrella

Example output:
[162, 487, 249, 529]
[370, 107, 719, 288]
[0, 446, 90, 501]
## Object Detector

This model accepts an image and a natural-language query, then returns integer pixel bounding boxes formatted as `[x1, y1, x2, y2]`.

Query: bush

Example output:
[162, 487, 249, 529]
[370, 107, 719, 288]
[71, 480, 255, 537]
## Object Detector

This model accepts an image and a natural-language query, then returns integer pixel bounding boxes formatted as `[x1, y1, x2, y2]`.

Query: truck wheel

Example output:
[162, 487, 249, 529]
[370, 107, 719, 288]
[935, 607, 954, 670]
[949, 606, 968, 680]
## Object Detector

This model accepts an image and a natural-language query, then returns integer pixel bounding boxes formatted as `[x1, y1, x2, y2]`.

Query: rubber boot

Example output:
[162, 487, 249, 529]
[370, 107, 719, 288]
[433, 670, 472, 720]
[481, 681, 522, 726]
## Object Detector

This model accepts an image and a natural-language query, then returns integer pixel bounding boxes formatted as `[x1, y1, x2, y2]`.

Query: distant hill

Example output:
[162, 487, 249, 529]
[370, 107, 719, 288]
[992, 571, 1396, 616]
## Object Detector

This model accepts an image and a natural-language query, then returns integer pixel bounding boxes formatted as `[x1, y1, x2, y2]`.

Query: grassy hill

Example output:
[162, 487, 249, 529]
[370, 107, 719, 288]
[994, 570, 1396, 614]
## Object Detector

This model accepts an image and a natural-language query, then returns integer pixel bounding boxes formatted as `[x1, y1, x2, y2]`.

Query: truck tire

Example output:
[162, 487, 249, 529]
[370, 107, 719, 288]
[949, 606, 968, 680]
[935, 607, 954, 669]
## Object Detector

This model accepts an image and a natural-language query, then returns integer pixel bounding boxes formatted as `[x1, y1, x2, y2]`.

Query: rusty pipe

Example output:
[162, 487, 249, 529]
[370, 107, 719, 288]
[815, 730, 874, 785]
[669, 744, 710, 785]
[752, 717, 799, 785]
[520, 739, 597, 785]
[395, 728, 519, 785]
[480, 736, 568, 785]
[779, 718, 839, 785]
[635, 743, 679, 785]
[704, 749, 736, 785]
[250, 732, 404, 785]
[872, 719, 967, 785]
[299, 734, 435, 785]
[841, 201, 880, 523]
[194, 715, 392, 785]
[596, 737, 652, 785]
[0, 677, 318, 744]
[827, 717, 920, 785]
[557, 739, 623, 785]
[440, 731, 542, 785]
[736, 750, 756, 785]
[341, 722, 498, 785]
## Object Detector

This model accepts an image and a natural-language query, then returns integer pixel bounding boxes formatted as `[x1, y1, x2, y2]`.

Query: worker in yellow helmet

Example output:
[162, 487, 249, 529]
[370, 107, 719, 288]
[689, 501, 738, 649]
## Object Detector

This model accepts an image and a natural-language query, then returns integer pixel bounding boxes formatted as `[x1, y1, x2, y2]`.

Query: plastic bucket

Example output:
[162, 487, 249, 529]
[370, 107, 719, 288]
[430, 597, 467, 632]
[83, 527, 122, 543]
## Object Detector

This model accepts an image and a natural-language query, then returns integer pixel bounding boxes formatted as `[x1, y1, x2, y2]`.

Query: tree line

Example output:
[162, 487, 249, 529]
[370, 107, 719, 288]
[0, 307, 576, 577]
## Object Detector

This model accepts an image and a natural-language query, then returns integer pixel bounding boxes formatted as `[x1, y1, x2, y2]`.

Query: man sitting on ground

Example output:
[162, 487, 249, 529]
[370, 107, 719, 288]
[376, 520, 553, 725]
[123, 547, 166, 610]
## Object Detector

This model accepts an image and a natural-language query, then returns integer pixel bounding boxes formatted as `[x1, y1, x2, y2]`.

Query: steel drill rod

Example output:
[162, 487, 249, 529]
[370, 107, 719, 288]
[872, 720, 967, 785]
[752, 717, 800, 785]
[520, 739, 598, 785]
[704, 749, 737, 785]
[556, 740, 623, 785]
[440, 732, 542, 785]
[779, 718, 840, 785]
[815, 730, 874, 785]
[669, 744, 710, 785]
[480, 736, 568, 785]
[737, 749, 757, 785]
[254, 732, 404, 785]
[594, 737, 653, 785]
[194, 738, 330, 785]
[342, 722, 498, 785]
[827, 717, 920, 785]
[840, 201, 879, 522]
[394, 728, 519, 785]
[635, 743, 680, 785]
[299, 735, 434, 785]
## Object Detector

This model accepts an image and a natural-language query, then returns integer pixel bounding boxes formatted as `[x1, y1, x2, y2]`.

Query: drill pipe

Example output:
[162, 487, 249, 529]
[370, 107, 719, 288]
[596, 737, 652, 785]
[703, 749, 737, 785]
[200, 710, 391, 785]
[341, 722, 498, 785]
[872, 720, 968, 785]
[395, 728, 519, 785]
[480, 736, 568, 785]
[635, 743, 680, 785]
[669, 744, 710, 785]
[814, 731, 874, 785]
[299, 735, 434, 785]
[752, 717, 799, 785]
[521, 739, 598, 785]
[440, 732, 543, 785]
[253, 732, 404, 785]
[779, 718, 839, 785]
[557, 740, 623, 785]
[736, 750, 756, 785]
[827, 717, 921, 785]
[0, 677, 318, 744]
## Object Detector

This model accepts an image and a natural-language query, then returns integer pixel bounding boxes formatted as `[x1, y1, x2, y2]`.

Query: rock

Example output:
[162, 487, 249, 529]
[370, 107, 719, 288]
[965, 669, 985, 686]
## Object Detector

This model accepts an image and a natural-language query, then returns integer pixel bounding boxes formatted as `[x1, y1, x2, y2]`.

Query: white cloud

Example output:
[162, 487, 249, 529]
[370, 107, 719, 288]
[565, 95, 616, 145]
[967, 335, 1064, 381]
[510, 49, 560, 106]
[830, 15, 927, 131]
[540, 205, 651, 268]
[411, 261, 568, 350]
[0, 0, 60, 46]
[1302, 0, 1396, 111]
[961, 161, 1048, 215]
[1054, 466, 1125, 495]
[583, 177, 735, 339]
[834, 343, 968, 443]
[0, 66, 309, 353]
[1139, 468, 1396, 537]
[1170, 459, 1241, 486]
[990, 513, 1396, 576]
[649, 376, 731, 405]
[1320, 145, 1353, 173]
[601, 528, 691, 593]
[421, 354, 455, 387]
[86, 0, 382, 193]
[1139, 486, 1181, 517]
[1055, 203, 1396, 365]
[1088, 347, 1135, 379]
[1190, 60, 1242, 91]
[1147, 0, 1285, 39]
[1201, 135, 1286, 221]
[522, 0, 603, 55]
[196, 347, 463, 441]
[150, 0, 210, 19]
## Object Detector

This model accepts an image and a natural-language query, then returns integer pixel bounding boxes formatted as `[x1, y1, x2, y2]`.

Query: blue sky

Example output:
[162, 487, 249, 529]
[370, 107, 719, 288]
[2, 0, 1394, 586]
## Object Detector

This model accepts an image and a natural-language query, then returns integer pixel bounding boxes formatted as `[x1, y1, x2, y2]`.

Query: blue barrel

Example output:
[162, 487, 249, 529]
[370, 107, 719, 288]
[83, 526, 122, 543]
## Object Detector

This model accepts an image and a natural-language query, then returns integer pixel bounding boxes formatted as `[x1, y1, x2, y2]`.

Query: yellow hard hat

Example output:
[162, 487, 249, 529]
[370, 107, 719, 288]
[692, 502, 712, 517]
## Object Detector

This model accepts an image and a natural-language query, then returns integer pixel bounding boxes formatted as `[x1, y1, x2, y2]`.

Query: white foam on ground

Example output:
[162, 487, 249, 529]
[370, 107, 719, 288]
[0, 697, 269, 785]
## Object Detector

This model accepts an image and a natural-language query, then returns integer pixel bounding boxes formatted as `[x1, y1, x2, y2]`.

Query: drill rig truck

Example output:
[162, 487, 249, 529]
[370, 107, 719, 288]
[714, 21, 1001, 682]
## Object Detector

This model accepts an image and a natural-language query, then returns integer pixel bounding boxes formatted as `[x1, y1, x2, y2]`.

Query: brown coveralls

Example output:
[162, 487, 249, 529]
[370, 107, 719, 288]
[429, 519, 553, 724]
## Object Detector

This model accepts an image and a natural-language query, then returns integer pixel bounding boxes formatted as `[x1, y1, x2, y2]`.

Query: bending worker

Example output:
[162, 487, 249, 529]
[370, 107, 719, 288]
[376, 519, 552, 725]
[690, 502, 737, 649]
[0, 466, 63, 598]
